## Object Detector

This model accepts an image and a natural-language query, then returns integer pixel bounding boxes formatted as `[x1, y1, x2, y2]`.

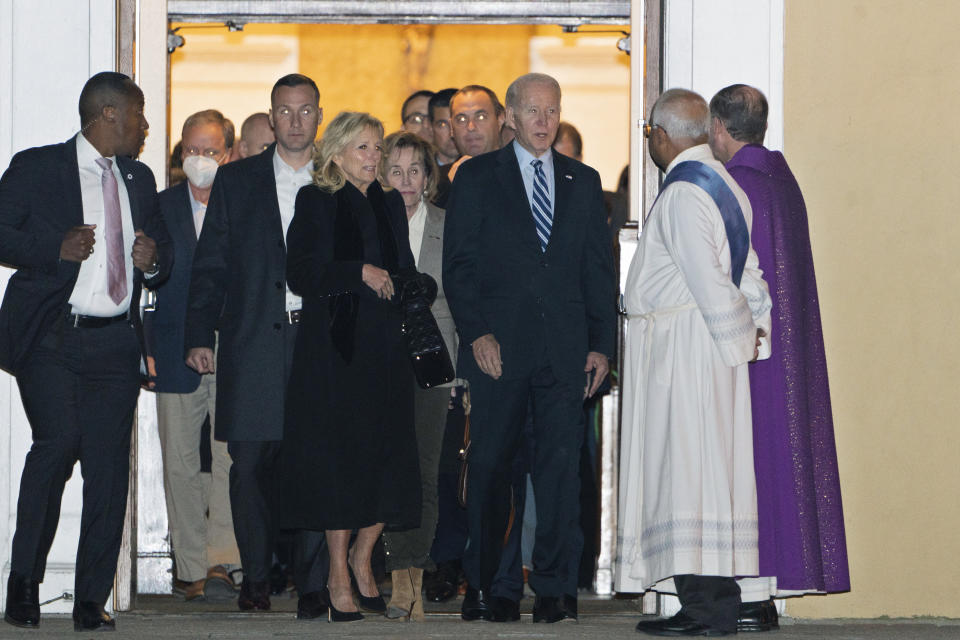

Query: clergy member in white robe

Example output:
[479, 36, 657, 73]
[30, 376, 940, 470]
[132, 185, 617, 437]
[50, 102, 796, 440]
[617, 89, 772, 638]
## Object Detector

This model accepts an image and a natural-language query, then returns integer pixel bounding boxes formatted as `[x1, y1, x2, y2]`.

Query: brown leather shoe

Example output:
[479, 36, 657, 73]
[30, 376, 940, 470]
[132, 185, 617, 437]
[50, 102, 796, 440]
[184, 579, 206, 601]
[204, 566, 237, 602]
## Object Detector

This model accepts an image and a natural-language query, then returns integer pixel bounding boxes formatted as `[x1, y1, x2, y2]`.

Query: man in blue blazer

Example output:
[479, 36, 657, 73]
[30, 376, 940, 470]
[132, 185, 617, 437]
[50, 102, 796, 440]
[147, 110, 240, 602]
[0, 72, 171, 631]
[443, 73, 616, 624]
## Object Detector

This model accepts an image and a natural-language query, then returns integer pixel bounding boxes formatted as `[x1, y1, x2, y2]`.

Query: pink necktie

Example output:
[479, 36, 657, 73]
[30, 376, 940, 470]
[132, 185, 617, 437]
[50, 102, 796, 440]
[94, 157, 127, 305]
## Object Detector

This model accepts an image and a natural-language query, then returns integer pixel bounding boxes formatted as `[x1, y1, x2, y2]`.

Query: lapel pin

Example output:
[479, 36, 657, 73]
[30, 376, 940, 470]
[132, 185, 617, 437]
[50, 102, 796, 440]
[564, 173, 573, 181]
[126, 173, 133, 180]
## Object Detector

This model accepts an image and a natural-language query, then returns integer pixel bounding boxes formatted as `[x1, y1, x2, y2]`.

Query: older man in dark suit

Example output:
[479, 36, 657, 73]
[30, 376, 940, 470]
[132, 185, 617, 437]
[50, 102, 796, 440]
[443, 72, 616, 624]
[184, 74, 327, 618]
[0, 71, 171, 631]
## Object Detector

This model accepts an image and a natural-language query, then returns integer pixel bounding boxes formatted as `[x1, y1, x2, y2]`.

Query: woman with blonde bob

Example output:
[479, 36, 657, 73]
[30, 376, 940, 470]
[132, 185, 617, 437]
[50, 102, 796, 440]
[378, 131, 456, 621]
[280, 112, 429, 622]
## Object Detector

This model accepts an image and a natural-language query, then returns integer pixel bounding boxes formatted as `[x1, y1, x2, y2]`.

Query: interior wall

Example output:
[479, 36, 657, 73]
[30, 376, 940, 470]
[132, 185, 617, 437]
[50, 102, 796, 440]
[298, 24, 531, 134]
[784, 0, 960, 618]
[169, 24, 629, 189]
[169, 24, 299, 160]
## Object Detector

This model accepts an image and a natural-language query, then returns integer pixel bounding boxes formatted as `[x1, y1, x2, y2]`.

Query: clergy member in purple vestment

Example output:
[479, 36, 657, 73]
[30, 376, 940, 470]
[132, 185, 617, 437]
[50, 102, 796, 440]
[708, 84, 850, 631]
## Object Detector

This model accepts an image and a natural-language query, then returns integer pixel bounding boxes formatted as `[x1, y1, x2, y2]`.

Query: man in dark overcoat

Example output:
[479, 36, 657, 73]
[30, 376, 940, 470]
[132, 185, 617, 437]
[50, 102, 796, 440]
[184, 73, 327, 617]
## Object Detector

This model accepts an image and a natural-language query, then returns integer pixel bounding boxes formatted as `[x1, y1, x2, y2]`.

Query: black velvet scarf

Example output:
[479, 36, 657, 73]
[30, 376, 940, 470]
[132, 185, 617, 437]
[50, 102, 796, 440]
[328, 181, 399, 363]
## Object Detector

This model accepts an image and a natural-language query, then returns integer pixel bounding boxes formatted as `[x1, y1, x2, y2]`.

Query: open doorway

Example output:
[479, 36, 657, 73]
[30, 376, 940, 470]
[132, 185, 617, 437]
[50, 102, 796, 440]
[120, 0, 655, 612]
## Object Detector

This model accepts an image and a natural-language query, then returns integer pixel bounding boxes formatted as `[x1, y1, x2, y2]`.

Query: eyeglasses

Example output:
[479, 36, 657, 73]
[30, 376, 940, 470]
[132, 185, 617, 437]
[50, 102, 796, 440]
[642, 121, 664, 139]
[275, 105, 319, 120]
[183, 147, 227, 160]
[453, 111, 491, 128]
[404, 113, 430, 126]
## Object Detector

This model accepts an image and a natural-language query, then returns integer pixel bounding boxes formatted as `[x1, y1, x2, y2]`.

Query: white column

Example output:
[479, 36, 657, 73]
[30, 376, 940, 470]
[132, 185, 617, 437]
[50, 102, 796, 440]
[0, 0, 117, 614]
[663, 0, 784, 151]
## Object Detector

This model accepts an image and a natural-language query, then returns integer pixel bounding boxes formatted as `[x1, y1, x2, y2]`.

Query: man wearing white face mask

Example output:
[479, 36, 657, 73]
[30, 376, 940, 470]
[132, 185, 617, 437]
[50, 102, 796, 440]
[147, 109, 240, 603]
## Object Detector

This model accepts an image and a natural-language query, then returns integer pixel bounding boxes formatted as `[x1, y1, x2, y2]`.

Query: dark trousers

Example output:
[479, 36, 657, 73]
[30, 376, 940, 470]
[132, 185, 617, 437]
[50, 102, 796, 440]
[292, 530, 329, 594]
[11, 319, 141, 604]
[226, 320, 298, 584]
[464, 354, 584, 598]
[431, 388, 468, 565]
[228, 440, 281, 583]
[674, 575, 741, 633]
[488, 460, 527, 600]
[431, 388, 529, 600]
[384, 385, 449, 571]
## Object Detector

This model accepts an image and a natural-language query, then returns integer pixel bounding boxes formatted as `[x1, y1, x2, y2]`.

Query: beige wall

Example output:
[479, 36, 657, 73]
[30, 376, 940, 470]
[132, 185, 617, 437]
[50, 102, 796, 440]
[299, 24, 532, 135]
[170, 24, 629, 189]
[784, 0, 960, 618]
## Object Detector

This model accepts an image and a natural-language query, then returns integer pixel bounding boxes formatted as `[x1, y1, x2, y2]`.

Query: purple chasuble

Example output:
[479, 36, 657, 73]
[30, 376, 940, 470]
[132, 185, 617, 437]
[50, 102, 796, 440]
[727, 145, 850, 592]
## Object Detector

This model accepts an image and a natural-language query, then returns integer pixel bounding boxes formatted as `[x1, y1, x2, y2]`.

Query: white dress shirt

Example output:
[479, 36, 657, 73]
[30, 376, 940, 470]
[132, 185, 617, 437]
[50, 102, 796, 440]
[512, 139, 555, 219]
[68, 132, 135, 316]
[187, 184, 206, 239]
[407, 198, 428, 268]
[273, 149, 314, 312]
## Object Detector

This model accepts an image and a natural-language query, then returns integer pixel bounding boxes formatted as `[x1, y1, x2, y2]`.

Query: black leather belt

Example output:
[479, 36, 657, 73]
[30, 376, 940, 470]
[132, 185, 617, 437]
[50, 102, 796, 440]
[68, 312, 129, 328]
[286, 309, 302, 324]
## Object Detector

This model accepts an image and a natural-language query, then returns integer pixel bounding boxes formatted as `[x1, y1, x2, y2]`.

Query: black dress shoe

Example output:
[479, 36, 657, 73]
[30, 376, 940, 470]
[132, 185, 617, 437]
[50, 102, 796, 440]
[461, 586, 492, 621]
[347, 565, 386, 613]
[635, 612, 730, 636]
[269, 562, 290, 596]
[72, 601, 115, 632]
[562, 594, 579, 621]
[488, 596, 520, 622]
[738, 599, 779, 632]
[425, 560, 459, 603]
[297, 590, 329, 620]
[238, 579, 270, 611]
[323, 587, 364, 623]
[533, 595, 573, 623]
[4, 571, 40, 628]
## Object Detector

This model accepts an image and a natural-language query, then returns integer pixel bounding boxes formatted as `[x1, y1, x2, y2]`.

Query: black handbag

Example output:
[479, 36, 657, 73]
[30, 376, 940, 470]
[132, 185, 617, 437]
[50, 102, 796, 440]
[393, 270, 455, 389]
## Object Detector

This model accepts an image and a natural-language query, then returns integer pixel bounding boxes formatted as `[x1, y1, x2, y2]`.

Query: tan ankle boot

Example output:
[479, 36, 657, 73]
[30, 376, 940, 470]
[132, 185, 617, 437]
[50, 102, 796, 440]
[409, 567, 425, 622]
[386, 569, 413, 620]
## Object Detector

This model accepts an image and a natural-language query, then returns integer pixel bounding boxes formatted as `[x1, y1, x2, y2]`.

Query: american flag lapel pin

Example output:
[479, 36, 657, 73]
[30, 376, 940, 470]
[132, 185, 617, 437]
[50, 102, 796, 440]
[564, 173, 573, 181]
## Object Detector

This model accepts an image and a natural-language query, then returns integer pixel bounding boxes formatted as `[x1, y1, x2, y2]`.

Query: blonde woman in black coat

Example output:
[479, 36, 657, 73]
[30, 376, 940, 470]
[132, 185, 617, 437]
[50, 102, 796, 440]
[281, 112, 427, 622]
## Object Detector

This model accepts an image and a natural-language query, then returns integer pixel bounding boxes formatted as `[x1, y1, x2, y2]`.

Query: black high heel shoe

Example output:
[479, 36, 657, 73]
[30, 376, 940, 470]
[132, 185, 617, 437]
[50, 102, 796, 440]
[348, 565, 386, 613]
[323, 587, 364, 623]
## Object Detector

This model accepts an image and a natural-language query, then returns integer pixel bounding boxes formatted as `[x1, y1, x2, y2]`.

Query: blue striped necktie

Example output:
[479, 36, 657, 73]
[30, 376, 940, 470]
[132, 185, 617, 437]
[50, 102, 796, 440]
[530, 159, 552, 251]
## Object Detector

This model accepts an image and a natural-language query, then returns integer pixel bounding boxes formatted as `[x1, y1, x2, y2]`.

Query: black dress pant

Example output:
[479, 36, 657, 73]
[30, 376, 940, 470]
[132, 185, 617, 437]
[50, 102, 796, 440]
[430, 387, 468, 565]
[292, 530, 329, 594]
[228, 440, 281, 583]
[463, 351, 584, 598]
[227, 319, 298, 584]
[11, 319, 141, 604]
[674, 574, 741, 633]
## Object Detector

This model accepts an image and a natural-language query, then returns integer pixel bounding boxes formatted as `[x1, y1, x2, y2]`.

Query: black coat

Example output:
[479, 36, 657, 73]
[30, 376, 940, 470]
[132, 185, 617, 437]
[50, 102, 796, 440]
[442, 145, 616, 386]
[146, 182, 202, 393]
[185, 144, 292, 442]
[0, 135, 172, 376]
[280, 180, 421, 531]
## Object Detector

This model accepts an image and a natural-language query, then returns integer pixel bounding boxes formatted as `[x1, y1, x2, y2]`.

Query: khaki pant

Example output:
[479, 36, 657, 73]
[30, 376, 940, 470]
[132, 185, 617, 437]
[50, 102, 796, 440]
[157, 372, 239, 582]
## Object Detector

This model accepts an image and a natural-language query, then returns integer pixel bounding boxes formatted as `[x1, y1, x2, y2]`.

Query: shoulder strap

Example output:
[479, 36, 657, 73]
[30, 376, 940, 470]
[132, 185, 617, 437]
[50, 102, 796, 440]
[660, 160, 749, 287]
